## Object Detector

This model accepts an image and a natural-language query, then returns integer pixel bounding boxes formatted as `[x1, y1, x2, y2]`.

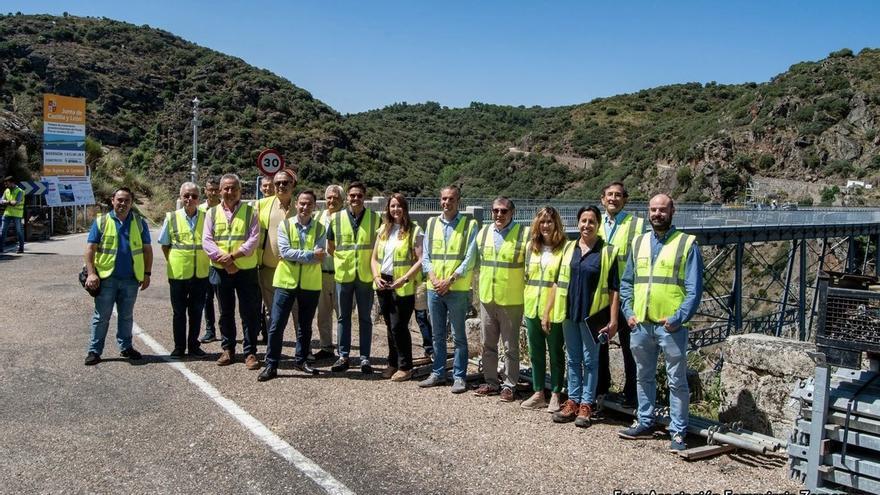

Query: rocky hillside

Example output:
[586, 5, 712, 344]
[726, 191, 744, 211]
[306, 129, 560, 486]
[1, 13, 879, 204]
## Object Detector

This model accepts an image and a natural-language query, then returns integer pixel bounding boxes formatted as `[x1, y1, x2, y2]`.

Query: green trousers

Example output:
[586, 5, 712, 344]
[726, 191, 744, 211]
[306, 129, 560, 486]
[525, 316, 565, 393]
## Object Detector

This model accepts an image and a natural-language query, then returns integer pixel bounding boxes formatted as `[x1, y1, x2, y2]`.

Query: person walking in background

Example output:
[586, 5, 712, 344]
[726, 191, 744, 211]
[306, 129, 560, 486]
[618, 194, 703, 452]
[553, 205, 619, 429]
[0, 176, 25, 254]
[371, 193, 424, 382]
[258, 190, 327, 381]
[417, 185, 478, 394]
[83, 187, 153, 365]
[313, 184, 344, 360]
[158, 182, 209, 358]
[199, 177, 222, 343]
[327, 181, 381, 374]
[597, 181, 645, 409]
[202, 173, 262, 370]
[520, 206, 567, 413]
[473, 197, 528, 403]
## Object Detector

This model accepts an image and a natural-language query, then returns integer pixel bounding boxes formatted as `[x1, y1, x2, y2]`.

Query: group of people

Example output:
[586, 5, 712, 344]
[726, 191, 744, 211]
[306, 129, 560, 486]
[82, 175, 702, 452]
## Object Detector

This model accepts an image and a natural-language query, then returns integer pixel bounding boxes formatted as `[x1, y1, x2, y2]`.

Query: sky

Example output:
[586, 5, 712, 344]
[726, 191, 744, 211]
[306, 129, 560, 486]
[6, 1, 880, 114]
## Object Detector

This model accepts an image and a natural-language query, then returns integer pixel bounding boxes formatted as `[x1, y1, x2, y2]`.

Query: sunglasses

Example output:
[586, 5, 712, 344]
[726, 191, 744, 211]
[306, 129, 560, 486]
[492, 208, 510, 214]
[182, 193, 199, 199]
[349, 193, 364, 198]
[274, 181, 292, 186]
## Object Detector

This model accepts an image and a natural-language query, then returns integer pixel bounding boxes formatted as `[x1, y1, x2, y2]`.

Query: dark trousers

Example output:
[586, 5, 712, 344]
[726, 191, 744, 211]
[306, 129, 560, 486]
[377, 275, 415, 371]
[265, 287, 320, 367]
[204, 269, 218, 333]
[216, 267, 261, 355]
[415, 309, 433, 354]
[169, 277, 209, 352]
[596, 309, 637, 402]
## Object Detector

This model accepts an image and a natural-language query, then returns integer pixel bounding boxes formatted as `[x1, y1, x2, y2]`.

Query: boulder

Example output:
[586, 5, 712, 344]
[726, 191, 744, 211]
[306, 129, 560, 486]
[719, 334, 815, 440]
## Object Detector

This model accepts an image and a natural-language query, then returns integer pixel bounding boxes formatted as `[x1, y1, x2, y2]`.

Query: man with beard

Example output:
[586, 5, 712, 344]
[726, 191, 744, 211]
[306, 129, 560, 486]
[199, 177, 222, 343]
[618, 194, 703, 452]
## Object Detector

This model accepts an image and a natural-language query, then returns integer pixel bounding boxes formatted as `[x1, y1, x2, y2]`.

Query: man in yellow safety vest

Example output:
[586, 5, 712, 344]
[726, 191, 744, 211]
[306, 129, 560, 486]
[618, 194, 703, 452]
[0, 176, 25, 254]
[199, 176, 222, 343]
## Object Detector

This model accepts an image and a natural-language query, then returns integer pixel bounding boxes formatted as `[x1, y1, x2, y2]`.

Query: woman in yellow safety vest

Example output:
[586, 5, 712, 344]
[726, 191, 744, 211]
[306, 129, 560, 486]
[552, 205, 619, 428]
[371, 193, 424, 382]
[520, 206, 568, 413]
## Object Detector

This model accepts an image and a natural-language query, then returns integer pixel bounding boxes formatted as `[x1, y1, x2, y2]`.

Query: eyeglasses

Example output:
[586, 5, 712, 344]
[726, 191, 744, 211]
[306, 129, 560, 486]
[348, 193, 364, 199]
[492, 208, 510, 214]
[182, 193, 199, 199]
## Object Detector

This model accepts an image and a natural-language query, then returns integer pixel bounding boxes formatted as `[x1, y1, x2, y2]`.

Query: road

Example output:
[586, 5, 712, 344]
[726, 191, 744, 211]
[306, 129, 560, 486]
[0, 233, 801, 494]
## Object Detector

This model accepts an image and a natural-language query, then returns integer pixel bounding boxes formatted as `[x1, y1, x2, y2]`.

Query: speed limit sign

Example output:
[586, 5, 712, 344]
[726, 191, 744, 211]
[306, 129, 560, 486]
[257, 149, 285, 176]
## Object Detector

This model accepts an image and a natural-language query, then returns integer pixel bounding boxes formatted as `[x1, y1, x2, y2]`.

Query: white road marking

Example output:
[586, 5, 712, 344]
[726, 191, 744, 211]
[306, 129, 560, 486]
[124, 314, 355, 495]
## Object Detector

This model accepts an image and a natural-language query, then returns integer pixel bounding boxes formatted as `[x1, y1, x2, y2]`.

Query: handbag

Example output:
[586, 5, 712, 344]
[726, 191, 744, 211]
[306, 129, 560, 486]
[78, 265, 101, 297]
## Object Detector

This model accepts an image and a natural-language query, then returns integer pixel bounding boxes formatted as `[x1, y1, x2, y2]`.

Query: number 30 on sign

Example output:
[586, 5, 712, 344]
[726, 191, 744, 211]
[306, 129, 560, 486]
[257, 149, 285, 176]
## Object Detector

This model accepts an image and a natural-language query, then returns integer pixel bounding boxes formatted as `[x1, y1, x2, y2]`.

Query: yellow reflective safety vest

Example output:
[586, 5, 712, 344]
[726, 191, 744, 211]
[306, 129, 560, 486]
[425, 215, 478, 292]
[165, 208, 210, 280]
[477, 223, 528, 305]
[523, 241, 566, 322]
[554, 240, 618, 322]
[331, 208, 381, 283]
[94, 212, 146, 281]
[375, 223, 424, 296]
[256, 196, 279, 264]
[631, 230, 696, 326]
[272, 217, 325, 291]
[597, 212, 645, 281]
[210, 203, 258, 270]
[2, 186, 24, 218]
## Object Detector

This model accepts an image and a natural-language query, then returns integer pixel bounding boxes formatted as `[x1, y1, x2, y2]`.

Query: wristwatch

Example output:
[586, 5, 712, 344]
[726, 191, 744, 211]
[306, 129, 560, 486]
[144, 271, 152, 276]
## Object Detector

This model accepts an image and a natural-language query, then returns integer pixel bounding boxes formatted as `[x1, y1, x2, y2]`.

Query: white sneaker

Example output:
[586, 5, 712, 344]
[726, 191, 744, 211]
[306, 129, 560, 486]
[520, 391, 548, 410]
[546, 393, 562, 413]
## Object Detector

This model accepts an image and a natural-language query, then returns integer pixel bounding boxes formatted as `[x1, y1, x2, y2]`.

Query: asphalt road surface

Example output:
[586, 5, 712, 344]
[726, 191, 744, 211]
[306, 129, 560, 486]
[0, 233, 802, 494]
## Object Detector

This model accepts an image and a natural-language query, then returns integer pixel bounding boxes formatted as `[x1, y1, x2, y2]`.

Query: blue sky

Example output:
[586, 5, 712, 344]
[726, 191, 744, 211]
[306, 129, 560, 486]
[6, 1, 880, 114]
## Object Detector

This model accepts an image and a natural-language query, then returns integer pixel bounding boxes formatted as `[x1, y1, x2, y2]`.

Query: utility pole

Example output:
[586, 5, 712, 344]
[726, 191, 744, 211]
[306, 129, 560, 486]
[190, 97, 200, 184]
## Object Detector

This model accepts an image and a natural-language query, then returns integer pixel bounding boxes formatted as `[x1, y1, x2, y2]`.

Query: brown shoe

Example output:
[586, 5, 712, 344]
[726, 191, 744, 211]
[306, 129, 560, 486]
[552, 399, 579, 423]
[575, 403, 593, 428]
[473, 383, 500, 396]
[499, 387, 515, 402]
[216, 350, 234, 366]
[382, 367, 398, 379]
[390, 369, 412, 382]
[245, 354, 260, 370]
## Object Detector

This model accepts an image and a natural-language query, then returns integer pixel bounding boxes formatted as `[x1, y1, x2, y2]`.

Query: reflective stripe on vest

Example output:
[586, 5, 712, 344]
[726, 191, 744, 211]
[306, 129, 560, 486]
[426, 215, 477, 292]
[375, 223, 423, 296]
[598, 213, 645, 281]
[332, 209, 380, 283]
[477, 223, 527, 305]
[272, 218, 325, 290]
[523, 241, 566, 322]
[166, 209, 210, 280]
[210, 203, 258, 269]
[2, 187, 24, 218]
[631, 230, 695, 326]
[94, 213, 145, 281]
[554, 240, 617, 321]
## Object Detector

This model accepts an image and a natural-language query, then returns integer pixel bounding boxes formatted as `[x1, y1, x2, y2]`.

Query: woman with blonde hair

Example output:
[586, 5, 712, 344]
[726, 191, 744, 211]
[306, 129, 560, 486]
[371, 193, 424, 381]
[521, 206, 568, 412]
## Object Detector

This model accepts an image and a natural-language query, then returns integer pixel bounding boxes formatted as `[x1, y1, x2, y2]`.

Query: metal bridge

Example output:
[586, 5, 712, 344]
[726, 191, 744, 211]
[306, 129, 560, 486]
[402, 197, 880, 350]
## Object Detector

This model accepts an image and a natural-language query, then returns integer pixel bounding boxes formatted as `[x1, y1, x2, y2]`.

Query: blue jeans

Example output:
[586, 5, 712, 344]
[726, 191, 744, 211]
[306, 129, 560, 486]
[630, 322, 690, 435]
[266, 287, 320, 367]
[0, 215, 24, 251]
[562, 319, 600, 405]
[427, 290, 469, 380]
[88, 276, 140, 355]
[335, 280, 374, 359]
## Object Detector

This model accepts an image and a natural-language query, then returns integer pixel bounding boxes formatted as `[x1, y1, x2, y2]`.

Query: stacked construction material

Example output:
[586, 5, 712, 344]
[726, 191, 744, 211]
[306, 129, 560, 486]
[789, 367, 880, 494]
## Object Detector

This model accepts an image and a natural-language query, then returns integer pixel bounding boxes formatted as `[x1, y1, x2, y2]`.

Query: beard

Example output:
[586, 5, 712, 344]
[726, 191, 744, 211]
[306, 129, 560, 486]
[650, 216, 672, 231]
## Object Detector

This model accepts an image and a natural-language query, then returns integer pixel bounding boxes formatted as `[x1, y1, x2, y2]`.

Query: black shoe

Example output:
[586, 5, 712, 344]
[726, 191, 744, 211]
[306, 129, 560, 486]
[120, 348, 143, 360]
[621, 398, 638, 409]
[199, 332, 217, 343]
[293, 362, 319, 375]
[84, 352, 101, 366]
[16, 248, 23, 254]
[360, 358, 373, 375]
[170, 348, 185, 358]
[189, 347, 207, 357]
[313, 349, 334, 360]
[330, 357, 350, 372]
[257, 366, 277, 382]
